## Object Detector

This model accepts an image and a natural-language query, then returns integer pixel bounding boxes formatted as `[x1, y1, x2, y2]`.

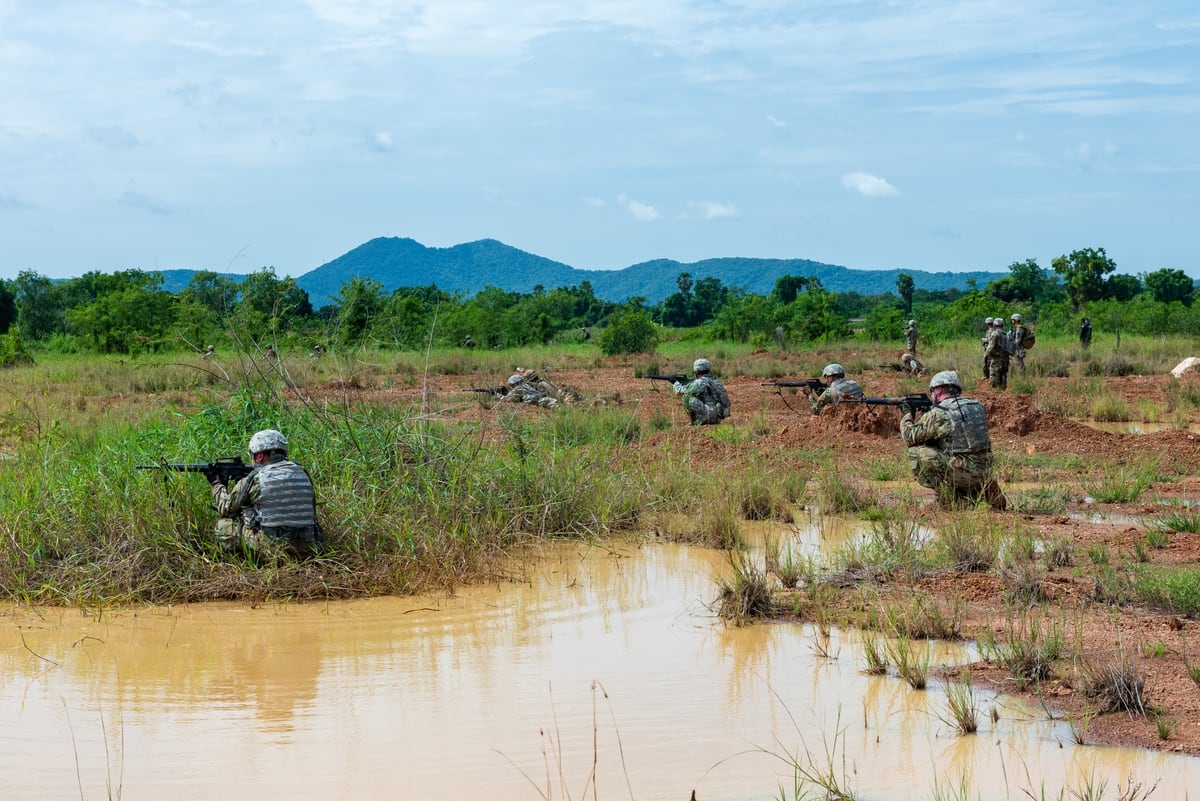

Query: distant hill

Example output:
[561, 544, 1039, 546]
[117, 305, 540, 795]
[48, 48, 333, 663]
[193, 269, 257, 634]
[161, 237, 1007, 305]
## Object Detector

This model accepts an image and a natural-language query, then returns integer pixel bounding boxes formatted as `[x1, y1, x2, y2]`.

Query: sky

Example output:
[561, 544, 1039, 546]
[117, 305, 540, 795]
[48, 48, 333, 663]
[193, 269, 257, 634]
[2, 0, 1198, 283]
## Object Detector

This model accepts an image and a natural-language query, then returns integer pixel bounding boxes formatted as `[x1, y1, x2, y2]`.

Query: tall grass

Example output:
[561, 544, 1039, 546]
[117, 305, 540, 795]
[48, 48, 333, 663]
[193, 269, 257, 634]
[0, 358, 709, 603]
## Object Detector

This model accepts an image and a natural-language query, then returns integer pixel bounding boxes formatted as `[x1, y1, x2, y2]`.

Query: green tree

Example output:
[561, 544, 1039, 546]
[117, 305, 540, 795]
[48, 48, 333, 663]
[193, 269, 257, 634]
[334, 277, 386, 347]
[1104, 274, 1141, 302]
[230, 267, 313, 342]
[896, 273, 915, 316]
[1051, 247, 1116, 309]
[179, 271, 239, 317]
[67, 282, 178, 353]
[14, 270, 66, 341]
[771, 274, 808, 304]
[0, 279, 16, 334]
[1144, 268, 1194, 306]
[988, 258, 1063, 305]
[598, 308, 657, 355]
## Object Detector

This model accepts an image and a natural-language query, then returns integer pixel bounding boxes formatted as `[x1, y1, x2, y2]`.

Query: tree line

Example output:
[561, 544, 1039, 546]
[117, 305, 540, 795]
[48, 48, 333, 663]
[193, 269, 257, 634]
[0, 247, 1194, 362]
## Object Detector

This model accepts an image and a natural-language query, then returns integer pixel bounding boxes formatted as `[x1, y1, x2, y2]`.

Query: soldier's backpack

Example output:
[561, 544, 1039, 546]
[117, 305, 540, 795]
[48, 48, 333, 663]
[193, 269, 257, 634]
[1021, 328, 1036, 349]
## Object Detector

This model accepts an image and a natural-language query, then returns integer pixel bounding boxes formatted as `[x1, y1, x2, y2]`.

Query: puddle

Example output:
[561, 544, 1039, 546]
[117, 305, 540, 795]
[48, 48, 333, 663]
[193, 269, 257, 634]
[2, 541, 1196, 800]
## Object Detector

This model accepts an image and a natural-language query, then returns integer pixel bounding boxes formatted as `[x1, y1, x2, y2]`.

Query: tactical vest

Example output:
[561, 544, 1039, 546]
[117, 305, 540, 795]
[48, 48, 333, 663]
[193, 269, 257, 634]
[937, 397, 991, 455]
[831, 378, 864, 398]
[253, 460, 316, 530]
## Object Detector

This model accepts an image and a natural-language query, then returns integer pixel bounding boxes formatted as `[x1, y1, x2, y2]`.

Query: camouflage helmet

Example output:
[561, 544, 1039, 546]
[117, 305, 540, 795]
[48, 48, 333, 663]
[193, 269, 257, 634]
[1011, 313, 1022, 322]
[907, 319, 916, 326]
[692, 358, 711, 373]
[507, 374, 524, 386]
[901, 353, 913, 363]
[984, 317, 993, 325]
[929, 370, 961, 391]
[248, 429, 288, 455]
[821, 363, 845, 378]
[993, 315, 1004, 325]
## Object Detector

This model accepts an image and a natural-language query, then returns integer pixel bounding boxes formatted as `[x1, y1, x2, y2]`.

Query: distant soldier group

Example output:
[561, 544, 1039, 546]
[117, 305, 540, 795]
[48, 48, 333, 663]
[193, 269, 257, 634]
[979, 313, 1036, 390]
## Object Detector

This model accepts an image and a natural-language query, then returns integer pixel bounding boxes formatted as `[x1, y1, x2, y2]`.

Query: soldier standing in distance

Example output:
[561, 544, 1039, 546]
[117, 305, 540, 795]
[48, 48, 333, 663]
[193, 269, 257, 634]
[1080, 317, 1093, 349]
[904, 319, 919, 358]
[1008, 313, 1029, 374]
[984, 317, 1010, 390]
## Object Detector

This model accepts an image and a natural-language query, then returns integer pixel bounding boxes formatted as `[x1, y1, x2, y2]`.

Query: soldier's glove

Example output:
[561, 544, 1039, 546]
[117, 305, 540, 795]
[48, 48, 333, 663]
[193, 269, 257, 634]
[898, 401, 914, 417]
[204, 467, 223, 485]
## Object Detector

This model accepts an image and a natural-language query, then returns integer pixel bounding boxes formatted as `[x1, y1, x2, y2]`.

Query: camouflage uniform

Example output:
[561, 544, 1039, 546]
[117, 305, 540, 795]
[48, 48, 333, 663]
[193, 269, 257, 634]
[984, 327, 1010, 390]
[904, 323, 918, 358]
[1079, 318, 1092, 349]
[810, 377, 864, 415]
[212, 456, 319, 557]
[522, 370, 580, 404]
[901, 396, 1005, 510]
[674, 375, 731, 425]
[502, 379, 560, 409]
[902, 353, 925, 377]
[1009, 323, 1028, 373]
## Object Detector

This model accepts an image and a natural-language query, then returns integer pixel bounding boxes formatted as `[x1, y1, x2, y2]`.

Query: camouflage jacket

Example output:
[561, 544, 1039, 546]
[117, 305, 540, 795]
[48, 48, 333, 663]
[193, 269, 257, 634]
[810, 377, 864, 414]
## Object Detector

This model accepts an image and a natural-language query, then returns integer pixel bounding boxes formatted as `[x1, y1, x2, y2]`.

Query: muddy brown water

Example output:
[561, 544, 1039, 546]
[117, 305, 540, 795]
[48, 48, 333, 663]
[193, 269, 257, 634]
[2, 535, 1197, 801]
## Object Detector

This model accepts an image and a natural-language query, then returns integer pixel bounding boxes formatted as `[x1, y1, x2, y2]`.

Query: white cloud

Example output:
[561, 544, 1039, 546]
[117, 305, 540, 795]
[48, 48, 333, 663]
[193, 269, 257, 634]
[690, 200, 737, 219]
[369, 131, 394, 152]
[619, 194, 659, 222]
[0, 192, 29, 209]
[766, 114, 786, 128]
[117, 191, 170, 215]
[841, 172, 899, 198]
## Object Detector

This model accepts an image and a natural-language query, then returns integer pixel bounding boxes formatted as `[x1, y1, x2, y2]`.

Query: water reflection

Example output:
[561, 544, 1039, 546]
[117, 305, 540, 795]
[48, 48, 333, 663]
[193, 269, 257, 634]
[1, 541, 1196, 801]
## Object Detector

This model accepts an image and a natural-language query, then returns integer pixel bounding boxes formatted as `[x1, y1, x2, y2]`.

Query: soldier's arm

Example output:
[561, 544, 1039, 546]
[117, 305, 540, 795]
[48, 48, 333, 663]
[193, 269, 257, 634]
[901, 407, 952, 446]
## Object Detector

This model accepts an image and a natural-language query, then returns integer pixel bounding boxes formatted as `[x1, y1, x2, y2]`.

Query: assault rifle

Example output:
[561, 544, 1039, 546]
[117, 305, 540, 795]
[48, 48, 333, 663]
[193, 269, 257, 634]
[137, 456, 256, 485]
[762, 378, 824, 393]
[842, 393, 934, 413]
[646, 373, 688, 384]
[467, 385, 509, 397]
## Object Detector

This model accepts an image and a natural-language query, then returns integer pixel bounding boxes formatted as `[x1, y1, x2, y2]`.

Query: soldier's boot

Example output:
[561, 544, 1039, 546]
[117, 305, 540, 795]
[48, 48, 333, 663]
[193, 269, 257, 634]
[984, 480, 1007, 511]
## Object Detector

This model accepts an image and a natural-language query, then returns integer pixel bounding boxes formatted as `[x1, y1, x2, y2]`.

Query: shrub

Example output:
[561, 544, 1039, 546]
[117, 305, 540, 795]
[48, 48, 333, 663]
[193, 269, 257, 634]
[598, 309, 658, 355]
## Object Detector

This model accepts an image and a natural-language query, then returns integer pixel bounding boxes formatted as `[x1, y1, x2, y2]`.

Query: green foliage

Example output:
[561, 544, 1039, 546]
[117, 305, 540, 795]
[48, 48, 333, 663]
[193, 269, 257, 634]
[896, 272, 914, 315]
[1051, 247, 1118, 309]
[0, 279, 16, 334]
[1131, 565, 1200, 617]
[598, 308, 658, 355]
[1144, 267, 1194, 306]
[0, 331, 34, 368]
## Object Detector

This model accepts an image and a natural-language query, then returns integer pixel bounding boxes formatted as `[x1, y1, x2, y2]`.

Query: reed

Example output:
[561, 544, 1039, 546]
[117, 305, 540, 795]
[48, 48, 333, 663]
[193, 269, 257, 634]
[995, 614, 1065, 688]
[859, 632, 889, 675]
[1076, 649, 1147, 716]
[942, 669, 978, 735]
[936, 513, 1001, 572]
[1082, 464, 1155, 504]
[886, 636, 930, 690]
[714, 550, 773, 625]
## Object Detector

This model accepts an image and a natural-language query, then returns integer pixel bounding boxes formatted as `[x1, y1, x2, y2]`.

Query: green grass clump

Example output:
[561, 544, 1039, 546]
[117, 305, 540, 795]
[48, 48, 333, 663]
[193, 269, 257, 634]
[714, 550, 773, 625]
[1077, 651, 1147, 715]
[1083, 464, 1154, 503]
[815, 464, 874, 514]
[1156, 508, 1200, 533]
[1130, 565, 1200, 618]
[936, 514, 1000, 572]
[991, 616, 1066, 688]
[1090, 394, 1134, 422]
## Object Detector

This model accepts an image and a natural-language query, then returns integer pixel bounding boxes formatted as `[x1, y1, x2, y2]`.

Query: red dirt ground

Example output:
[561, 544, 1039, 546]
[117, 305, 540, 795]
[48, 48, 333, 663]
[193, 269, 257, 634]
[295, 351, 1200, 754]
